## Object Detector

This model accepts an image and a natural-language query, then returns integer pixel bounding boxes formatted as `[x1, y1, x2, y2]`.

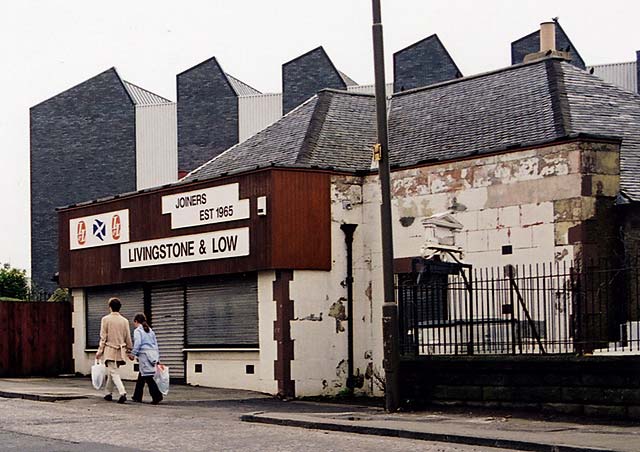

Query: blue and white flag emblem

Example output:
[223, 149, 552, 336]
[93, 219, 107, 241]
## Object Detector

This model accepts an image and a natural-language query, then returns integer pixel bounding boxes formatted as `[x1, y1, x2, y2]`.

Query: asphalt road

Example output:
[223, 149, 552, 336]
[0, 396, 517, 452]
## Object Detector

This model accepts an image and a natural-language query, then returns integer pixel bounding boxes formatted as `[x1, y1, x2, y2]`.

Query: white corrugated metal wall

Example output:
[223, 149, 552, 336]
[588, 61, 637, 94]
[135, 103, 178, 190]
[238, 93, 283, 143]
[347, 82, 394, 97]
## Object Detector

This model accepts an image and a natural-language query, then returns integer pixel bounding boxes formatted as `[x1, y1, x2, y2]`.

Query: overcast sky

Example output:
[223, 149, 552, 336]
[1, 0, 639, 273]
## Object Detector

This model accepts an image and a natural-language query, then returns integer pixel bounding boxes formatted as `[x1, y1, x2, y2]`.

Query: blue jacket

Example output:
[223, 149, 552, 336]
[132, 325, 160, 376]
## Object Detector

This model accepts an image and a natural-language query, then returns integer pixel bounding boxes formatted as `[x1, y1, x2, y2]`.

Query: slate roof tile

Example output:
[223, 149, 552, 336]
[185, 57, 640, 201]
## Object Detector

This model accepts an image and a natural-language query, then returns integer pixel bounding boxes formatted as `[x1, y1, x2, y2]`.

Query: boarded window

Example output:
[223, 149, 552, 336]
[186, 274, 258, 347]
[85, 285, 144, 349]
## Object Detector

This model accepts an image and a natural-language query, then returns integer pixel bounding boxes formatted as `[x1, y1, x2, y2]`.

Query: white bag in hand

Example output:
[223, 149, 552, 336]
[154, 363, 170, 396]
[91, 360, 107, 390]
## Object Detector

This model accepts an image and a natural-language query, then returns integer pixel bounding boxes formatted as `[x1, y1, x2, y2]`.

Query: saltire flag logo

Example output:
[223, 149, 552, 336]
[93, 219, 107, 241]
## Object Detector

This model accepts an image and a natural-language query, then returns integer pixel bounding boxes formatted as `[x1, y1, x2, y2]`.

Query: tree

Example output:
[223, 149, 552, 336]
[0, 263, 29, 300]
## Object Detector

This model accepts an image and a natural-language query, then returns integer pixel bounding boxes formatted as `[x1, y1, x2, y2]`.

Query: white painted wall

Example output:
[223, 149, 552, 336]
[186, 350, 261, 391]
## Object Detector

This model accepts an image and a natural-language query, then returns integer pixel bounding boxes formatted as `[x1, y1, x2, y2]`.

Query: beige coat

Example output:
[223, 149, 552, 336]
[96, 312, 133, 363]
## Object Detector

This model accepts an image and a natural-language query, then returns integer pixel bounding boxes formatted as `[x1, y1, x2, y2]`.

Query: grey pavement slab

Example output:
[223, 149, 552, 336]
[2, 377, 639, 452]
[242, 411, 640, 452]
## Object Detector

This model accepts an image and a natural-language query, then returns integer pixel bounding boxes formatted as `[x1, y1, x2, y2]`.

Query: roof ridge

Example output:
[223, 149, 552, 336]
[318, 88, 374, 98]
[391, 56, 565, 98]
[546, 59, 572, 136]
[296, 91, 333, 165]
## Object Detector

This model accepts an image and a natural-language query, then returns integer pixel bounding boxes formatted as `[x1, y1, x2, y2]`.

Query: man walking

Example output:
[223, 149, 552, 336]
[95, 297, 132, 404]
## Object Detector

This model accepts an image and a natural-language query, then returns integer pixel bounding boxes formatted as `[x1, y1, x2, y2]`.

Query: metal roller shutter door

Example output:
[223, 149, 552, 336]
[186, 274, 258, 347]
[150, 283, 185, 379]
[85, 285, 144, 349]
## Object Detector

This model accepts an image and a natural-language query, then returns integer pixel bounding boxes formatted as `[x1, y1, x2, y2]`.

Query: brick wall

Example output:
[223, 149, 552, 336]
[177, 57, 239, 173]
[30, 68, 136, 292]
[282, 47, 346, 114]
[393, 35, 461, 92]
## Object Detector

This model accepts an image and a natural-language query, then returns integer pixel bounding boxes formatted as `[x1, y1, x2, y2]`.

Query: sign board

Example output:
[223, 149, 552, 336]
[120, 227, 250, 269]
[70, 209, 130, 250]
[161, 183, 250, 229]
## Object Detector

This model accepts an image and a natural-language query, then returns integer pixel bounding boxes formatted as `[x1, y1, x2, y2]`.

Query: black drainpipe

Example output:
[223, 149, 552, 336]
[341, 223, 358, 394]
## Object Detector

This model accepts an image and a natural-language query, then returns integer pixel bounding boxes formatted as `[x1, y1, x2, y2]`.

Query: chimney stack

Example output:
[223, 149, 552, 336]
[523, 21, 570, 63]
[539, 22, 556, 52]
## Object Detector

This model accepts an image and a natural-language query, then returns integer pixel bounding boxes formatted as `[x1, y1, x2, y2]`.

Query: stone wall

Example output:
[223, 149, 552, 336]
[383, 140, 621, 268]
[399, 355, 640, 420]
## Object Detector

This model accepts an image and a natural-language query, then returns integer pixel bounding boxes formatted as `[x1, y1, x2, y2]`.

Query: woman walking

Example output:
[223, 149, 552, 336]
[129, 313, 163, 404]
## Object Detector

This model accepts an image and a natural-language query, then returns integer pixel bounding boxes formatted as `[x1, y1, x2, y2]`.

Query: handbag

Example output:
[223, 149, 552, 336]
[91, 359, 107, 390]
[153, 363, 170, 396]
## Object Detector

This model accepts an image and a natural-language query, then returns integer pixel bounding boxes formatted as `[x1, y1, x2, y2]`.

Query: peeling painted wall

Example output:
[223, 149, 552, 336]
[287, 139, 620, 398]
[383, 141, 620, 267]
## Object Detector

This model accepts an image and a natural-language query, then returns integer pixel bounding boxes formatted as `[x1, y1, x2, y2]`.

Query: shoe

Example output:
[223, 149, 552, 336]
[151, 396, 163, 405]
[117, 395, 127, 404]
[131, 397, 142, 403]
[103, 394, 113, 401]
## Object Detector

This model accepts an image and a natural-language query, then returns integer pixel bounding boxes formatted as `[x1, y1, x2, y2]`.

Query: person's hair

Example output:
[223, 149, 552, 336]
[134, 313, 150, 333]
[108, 297, 122, 312]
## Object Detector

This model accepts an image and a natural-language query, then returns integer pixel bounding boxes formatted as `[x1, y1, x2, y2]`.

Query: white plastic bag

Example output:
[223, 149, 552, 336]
[91, 360, 107, 390]
[154, 363, 170, 396]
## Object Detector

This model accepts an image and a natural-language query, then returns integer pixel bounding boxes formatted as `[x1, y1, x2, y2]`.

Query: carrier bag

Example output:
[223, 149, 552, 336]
[154, 363, 170, 396]
[91, 360, 107, 390]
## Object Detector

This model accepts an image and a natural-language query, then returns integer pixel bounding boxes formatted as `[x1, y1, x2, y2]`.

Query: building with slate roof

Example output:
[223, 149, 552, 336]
[58, 39, 640, 400]
[30, 68, 177, 292]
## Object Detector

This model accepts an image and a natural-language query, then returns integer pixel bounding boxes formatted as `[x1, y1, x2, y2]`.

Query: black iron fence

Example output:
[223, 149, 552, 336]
[398, 258, 640, 356]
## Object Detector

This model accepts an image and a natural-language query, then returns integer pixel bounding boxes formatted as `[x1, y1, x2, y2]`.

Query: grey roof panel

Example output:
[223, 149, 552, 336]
[122, 81, 172, 105]
[225, 73, 262, 96]
[338, 70, 358, 87]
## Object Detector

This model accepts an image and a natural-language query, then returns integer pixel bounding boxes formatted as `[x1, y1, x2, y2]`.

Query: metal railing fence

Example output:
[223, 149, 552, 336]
[398, 259, 640, 356]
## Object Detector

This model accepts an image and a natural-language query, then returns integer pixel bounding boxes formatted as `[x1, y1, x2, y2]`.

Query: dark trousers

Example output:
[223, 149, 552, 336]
[133, 373, 163, 403]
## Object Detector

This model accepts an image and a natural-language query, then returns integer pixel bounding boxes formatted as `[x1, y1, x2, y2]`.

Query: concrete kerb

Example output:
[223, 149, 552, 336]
[0, 390, 86, 402]
[240, 413, 620, 452]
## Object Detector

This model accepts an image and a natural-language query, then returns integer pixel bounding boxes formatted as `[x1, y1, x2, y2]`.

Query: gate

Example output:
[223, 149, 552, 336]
[0, 300, 73, 377]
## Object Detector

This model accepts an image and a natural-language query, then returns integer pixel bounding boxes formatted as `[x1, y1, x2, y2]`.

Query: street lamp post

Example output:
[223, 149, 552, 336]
[371, 0, 400, 412]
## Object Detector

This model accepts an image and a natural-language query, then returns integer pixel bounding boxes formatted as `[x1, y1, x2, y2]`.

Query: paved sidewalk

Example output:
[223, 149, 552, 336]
[2, 377, 639, 452]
